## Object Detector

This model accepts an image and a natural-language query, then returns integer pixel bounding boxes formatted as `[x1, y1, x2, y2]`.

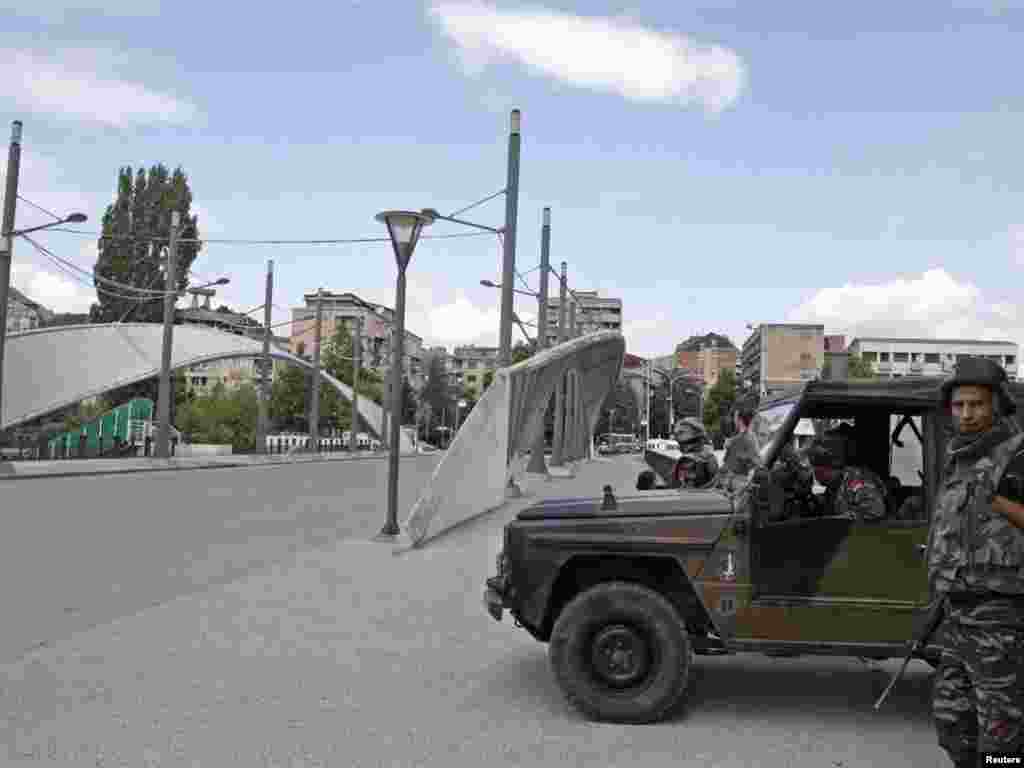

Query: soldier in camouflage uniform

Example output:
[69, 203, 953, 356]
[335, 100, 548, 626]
[928, 357, 1024, 767]
[804, 426, 888, 522]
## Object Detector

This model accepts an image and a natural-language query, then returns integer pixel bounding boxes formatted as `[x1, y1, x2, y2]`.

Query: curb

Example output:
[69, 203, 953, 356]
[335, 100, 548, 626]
[0, 451, 433, 482]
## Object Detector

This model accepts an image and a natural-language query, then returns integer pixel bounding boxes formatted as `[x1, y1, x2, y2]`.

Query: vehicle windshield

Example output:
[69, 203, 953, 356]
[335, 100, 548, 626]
[750, 402, 795, 459]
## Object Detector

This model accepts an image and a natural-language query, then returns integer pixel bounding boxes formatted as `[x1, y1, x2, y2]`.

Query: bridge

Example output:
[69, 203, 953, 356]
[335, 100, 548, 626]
[1, 322, 412, 451]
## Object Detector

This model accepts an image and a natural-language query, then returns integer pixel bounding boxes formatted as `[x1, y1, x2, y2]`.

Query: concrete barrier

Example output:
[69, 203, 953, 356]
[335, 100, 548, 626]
[397, 331, 625, 550]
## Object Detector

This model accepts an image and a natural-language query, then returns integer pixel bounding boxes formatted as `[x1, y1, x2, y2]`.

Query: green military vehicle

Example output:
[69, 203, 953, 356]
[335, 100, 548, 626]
[484, 377, 1024, 723]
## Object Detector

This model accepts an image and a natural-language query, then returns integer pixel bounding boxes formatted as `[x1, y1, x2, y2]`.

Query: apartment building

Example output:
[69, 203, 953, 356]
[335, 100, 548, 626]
[449, 344, 500, 396]
[289, 291, 425, 390]
[846, 337, 1018, 380]
[675, 333, 738, 390]
[741, 324, 825, 397]
[176, 292, 288, 394]
[6, 287, 50, 334]
[543, 290, 622, 346]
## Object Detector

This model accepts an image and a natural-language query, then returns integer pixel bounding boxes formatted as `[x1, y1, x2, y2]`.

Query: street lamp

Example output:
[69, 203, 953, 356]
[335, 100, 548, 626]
[375, 209, 434, 540]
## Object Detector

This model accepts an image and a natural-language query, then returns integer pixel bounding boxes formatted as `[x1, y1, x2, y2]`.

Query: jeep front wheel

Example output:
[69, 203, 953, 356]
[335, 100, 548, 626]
[549, 581, 691, 723]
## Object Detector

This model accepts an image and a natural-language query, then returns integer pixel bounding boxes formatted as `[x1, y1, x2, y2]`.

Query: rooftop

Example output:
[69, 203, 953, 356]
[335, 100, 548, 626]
[848, 337, 1018, 347]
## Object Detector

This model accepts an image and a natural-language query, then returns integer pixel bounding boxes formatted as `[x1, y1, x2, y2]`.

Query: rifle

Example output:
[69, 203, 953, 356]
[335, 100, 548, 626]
[873, 597, 945, 710]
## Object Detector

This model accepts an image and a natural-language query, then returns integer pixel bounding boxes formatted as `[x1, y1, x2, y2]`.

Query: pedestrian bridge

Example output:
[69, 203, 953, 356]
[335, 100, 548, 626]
[2, 323, 411, 451]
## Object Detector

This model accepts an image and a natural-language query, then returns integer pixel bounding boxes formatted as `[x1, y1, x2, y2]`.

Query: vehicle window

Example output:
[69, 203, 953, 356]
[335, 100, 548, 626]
[751, 402, 795, 455]
[890, 414, 923, 487]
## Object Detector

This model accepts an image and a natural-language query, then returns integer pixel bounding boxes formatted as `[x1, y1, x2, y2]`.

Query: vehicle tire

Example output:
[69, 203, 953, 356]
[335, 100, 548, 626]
[549, 581, 691, 723]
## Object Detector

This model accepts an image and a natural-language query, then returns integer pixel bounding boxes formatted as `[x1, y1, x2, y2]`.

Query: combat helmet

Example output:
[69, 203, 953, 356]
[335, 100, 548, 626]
[805, 426, 856, 468]
[674, 417, 709, 453]
[939, 356, 1016, 415]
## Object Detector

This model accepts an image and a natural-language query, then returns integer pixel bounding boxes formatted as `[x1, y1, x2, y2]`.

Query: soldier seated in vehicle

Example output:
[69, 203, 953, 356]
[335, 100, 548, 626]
[769, 438, 819, 518]
[804, 427, 889, 523]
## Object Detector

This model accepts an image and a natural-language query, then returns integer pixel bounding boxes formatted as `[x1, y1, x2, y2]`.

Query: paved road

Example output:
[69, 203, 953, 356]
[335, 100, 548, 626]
[1, 455, 942, 766]
[0, 455, 442, 664]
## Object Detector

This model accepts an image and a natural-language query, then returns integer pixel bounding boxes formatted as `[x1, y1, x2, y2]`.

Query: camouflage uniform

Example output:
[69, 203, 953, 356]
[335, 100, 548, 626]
[805, 430, 888, 522]
[770, 440, 818, 518]
[822, 465, 888, 522]
[928, 357, 1024, 767]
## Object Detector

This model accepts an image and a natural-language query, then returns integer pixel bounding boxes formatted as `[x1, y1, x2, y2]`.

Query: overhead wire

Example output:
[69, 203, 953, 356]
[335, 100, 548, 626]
[21, 234, 174, 296]
[39, 229, 495, 245]
[16, 195, 64, 222]
[447, 188, 506, 218]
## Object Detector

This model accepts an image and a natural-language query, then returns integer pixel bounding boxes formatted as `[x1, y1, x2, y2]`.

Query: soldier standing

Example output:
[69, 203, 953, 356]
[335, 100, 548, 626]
[929, 357, 1024, 767]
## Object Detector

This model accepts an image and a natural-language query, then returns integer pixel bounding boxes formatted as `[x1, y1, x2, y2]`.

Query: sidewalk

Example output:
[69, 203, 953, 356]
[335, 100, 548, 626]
[0, 448, 430, 482]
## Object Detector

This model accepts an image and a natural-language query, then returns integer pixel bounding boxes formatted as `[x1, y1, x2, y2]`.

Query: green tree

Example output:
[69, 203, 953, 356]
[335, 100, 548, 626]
[90, 164, 203, 324]
[511, 340, 534, 364]
[270, 366, 309, 432]
[703, 369, 738, 439]
[177, 383, 259, 451]
[420, 356, 452, 434]
[89, 164, 203, 410]
[846, 354, 876, 379]
[482, 369, 495, 391]
[401, 378, 418, 425]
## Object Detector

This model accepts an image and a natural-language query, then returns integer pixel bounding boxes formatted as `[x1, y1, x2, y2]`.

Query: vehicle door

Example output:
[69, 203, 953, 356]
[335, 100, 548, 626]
[740, 408, 931, 644]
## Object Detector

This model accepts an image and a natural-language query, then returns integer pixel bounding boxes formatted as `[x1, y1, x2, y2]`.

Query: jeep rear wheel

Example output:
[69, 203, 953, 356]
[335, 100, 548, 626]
[549, 581, 691, 723]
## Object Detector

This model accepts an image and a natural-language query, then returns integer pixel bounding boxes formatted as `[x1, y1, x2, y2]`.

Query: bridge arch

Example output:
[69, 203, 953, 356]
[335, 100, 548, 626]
[2, 323, 411, 451]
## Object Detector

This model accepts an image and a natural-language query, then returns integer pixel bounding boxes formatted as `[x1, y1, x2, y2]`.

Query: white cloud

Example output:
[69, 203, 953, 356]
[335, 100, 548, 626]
[11, 261, 95, 314]
[0, 48, 197, 126]
[784, 268, 1024, 375]
[430, 2, 745, 113]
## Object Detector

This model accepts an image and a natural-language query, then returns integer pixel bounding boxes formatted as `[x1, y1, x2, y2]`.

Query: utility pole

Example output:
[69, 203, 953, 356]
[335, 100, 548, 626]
[255, 259, 273, 454]
[550, 261, 569, 466]
[498, 109, 521, 367]
[309, 287, 324, 452]
[349, 315, 362, 452]
[526, 207, 551, 474]
[0, 121, 23, 434]
[155, 210, 181, 459]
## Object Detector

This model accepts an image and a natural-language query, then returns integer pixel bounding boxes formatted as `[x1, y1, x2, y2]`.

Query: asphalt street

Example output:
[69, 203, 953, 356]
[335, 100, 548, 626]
[0, 454, 443, 664]
[1, 454, 942, 767]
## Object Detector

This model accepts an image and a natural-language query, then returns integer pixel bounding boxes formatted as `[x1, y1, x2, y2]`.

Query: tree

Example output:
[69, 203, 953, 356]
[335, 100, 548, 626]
[90, 164, 203, 325]
[703, 369, 738, 439]
[846, 354, 876, 379]
[401, 378, 418, 425]
[482, 370, 495, 391]
[420, 356, 452, 435]
[89, 164, 203, 410]
[511, 340, 534, 364]
[270, 365, 309, 432]
[177, 383, 259, 451]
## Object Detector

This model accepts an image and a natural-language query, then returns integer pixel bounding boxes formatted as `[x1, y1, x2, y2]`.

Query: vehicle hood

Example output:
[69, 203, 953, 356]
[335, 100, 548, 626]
[516, 490, 733, 520]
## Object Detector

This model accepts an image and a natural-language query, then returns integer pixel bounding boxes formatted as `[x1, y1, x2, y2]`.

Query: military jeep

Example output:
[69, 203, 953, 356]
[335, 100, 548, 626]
[484, 377, 1024, 723]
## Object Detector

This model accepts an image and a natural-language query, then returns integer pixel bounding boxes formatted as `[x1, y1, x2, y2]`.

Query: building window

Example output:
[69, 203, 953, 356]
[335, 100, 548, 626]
[861, 351, 877, 362]
[879, 352, 890, 362]
[925, 353, 940, 363]
[1007, 356, 1016, 366]
[894, 352, 909, 362]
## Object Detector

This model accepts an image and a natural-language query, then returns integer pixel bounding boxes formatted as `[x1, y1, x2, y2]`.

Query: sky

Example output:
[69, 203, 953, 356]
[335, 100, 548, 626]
[3, 0, 1024, 370]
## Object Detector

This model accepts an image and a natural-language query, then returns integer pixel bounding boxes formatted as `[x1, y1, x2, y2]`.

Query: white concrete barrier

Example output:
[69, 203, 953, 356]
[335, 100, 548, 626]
[398, 331, 625, 549]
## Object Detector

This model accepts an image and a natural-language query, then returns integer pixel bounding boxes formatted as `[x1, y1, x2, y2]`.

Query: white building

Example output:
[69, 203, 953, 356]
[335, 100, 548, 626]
[846, 337, 1018, 381]
[544, 290, 622, 347]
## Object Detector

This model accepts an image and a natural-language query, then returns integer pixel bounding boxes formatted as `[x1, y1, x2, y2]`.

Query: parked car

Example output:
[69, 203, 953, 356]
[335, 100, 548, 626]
[483, 377, 1019, 723]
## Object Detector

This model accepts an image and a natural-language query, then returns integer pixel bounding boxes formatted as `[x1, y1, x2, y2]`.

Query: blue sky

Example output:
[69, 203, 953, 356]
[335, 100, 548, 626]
[4, 0, 1024, 366]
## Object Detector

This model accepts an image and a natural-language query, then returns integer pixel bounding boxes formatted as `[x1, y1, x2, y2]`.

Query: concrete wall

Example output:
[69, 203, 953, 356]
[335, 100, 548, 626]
[175, 443, 234, 457]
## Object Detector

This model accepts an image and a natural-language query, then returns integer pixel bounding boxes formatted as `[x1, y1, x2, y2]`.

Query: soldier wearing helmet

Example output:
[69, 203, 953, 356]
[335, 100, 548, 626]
[928, 356, 1024, 767]
[804, 424, 888, 522]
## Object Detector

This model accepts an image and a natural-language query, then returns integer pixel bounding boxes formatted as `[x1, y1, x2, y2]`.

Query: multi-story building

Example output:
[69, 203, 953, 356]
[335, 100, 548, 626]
[846, 337, 1018, 380]
[650, 353, 678, 372]
[6, 288, 50, 334]
[674, 333, 738, 390]
[543, 290, 622, 347]
[741, 323, 825, 397]
[289, 291, 425, 390]
[449, 344, 500, 396]
[176, 291, 288, 395]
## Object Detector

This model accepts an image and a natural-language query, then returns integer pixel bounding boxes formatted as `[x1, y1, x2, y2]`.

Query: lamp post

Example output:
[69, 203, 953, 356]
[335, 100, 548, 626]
[374, 209, 434, 540]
